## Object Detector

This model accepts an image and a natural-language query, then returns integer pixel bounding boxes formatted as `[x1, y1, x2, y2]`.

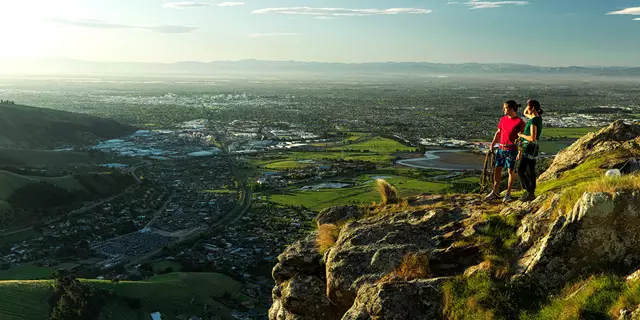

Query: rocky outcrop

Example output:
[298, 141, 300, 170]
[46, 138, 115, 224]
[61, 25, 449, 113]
[269, 120, 640, 320]
[516, 191, 640, 287]
[342, 278, 449, 320]
[539, 120, 640, 182]
[270, 235, 343, 320]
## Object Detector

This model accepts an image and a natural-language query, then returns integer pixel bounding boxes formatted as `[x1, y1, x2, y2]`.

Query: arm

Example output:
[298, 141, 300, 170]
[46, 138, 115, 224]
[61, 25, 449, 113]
[490, 129, 500, 151]
[518, 125, 537, 142]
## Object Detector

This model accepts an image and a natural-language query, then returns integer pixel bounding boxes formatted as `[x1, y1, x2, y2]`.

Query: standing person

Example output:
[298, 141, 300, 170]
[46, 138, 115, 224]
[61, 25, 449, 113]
[517, 99, 543, 201]
[484, 100, 525, 202]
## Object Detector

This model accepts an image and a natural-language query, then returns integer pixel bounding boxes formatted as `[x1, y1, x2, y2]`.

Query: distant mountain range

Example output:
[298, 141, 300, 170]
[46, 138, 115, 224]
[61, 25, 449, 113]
[1, 58, 639, 77]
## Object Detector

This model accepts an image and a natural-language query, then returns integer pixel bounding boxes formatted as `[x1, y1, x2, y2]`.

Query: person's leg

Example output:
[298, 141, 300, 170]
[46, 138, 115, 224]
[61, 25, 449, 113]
[527, 158, 537, 196]
[518, 159, 531, 193]
[493, 166, 503, 195]
[506, 168, 516, 195]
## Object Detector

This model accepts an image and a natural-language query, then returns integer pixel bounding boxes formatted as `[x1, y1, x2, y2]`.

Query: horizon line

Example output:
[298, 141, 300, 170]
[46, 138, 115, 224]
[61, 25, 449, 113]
[1, 57, 640, 69]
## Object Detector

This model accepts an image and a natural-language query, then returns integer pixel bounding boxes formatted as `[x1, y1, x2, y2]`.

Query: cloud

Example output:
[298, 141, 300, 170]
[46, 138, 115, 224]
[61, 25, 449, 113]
[316, 16, 337, 20]
[50, 18, 199, 33]
[248, 33, 301, 38]
[251, 7, 432, 17]
[635, 18, 640, 21]
[607, 7, 640, 15]
[448, 1, 529, 9]
[463, 1, 530, 9]
[218, 2, 244, 6]
[163, 1, 244, 8]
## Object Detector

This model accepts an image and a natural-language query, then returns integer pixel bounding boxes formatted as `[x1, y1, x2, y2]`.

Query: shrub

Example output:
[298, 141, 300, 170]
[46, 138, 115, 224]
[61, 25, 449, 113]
[316, 224, 341, 255]
[557, 174, 640, 215]
[381, 253, 430, 282]
[375, 179, 399, 205]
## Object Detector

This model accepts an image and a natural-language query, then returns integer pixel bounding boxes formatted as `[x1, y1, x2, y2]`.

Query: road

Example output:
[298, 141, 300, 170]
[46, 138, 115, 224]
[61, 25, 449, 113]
[122, 147, 253, 267]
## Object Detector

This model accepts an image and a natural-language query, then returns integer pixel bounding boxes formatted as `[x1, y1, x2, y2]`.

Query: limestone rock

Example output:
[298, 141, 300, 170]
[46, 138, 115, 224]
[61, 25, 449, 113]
[342, 278, 448, 320]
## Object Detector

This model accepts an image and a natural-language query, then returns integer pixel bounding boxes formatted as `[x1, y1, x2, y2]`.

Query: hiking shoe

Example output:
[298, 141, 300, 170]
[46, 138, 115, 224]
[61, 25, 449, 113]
[524, 193, 536, 202]
[503, 193, 512, 203]
[484, 192, 500, 201]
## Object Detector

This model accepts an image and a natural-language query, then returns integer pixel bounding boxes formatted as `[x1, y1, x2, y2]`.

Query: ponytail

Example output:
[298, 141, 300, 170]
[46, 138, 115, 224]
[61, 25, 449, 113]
[505, 100, 521, 112]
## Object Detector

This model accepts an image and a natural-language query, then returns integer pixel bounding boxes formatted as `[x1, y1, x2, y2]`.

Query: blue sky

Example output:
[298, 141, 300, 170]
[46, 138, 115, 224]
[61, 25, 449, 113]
[0, 0, 638, 66]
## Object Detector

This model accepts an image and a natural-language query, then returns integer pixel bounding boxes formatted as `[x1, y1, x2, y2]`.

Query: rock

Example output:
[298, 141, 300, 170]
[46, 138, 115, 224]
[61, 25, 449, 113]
[324, 208, 476, 309]
[270, 235, 343, 319]
[342, 278, 449, 320]
[515, 191, 640, 288]
[272, 275, 341, 320]
[272, 235, 324, 282]
[540, 120, 640, 182]
[316, 206, 363, 227]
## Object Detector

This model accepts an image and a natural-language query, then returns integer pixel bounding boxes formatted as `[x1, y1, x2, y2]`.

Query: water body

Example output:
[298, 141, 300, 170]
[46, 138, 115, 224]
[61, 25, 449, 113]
[397, 149, 485, 171]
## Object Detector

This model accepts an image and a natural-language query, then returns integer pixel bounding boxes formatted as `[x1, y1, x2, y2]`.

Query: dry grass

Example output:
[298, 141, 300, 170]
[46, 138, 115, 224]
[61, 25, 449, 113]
[375, 179, 400, 205]
[316, 224, 341, 255]
[557, 173, 640, 214]
[379, 253, 431, 283]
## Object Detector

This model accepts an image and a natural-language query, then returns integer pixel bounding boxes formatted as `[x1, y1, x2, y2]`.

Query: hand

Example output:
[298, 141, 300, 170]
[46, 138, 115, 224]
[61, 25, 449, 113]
[517, 153, 522, 161]
[517, 133, 523, 138]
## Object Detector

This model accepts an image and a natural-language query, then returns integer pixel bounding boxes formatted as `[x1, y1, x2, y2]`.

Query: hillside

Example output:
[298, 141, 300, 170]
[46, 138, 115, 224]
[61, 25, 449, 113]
[270, 120, 640, 319]
[0, 273, 249, 320]
[0, 103, 135, 149]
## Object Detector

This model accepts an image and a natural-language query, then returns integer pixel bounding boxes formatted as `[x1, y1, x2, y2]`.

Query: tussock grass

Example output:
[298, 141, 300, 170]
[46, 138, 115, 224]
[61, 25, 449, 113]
[557, 174, 640, 215]
[521, 275, 624, 320]
[375, 179, 400, 205]
[380, 253, 431, 283]
[316, 224, 342, 255]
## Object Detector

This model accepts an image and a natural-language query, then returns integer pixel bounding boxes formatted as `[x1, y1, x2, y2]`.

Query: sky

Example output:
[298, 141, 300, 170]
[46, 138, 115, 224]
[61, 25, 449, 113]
[0, 0, 638, 66]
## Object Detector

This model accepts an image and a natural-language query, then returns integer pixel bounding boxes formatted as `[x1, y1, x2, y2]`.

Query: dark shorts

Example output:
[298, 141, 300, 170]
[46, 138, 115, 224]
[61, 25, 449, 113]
[495, 149, 518, 169]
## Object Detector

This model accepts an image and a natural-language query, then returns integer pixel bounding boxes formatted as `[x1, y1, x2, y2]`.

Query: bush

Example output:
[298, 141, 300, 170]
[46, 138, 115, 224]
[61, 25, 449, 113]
[375, 179, 399, 205]
[381, 253, 430, 282]
[316, 224, 341, 255]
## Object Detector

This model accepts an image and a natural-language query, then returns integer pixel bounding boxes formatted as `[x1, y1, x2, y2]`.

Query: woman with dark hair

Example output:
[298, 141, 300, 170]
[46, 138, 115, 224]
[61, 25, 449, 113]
[517, 99, 543, 201]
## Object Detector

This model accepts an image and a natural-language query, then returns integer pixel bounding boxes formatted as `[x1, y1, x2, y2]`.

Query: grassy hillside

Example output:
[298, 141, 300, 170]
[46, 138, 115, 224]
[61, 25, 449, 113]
[0, 170, 83, 200]
[0, 103, 135, 149]
[0, 273, 248, 320]
[0, 148, 95, 166]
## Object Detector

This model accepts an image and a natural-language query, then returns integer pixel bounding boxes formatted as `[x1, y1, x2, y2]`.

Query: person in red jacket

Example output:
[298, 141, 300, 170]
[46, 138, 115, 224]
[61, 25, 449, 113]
[484, 100, 525, 202]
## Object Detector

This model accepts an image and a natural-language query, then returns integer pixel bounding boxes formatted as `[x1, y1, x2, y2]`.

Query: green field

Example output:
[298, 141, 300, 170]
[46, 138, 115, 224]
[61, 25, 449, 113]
[0, 148, 95, 166]
[0, 272, 247, 320]
[0, 170, 84, 200]
[256, 151, 394, 166]
[268, 174, 447, 211]
[0, 229, 43, 246]
[0, 280, 52, 320]
[264, 160, 314, 170]
[0, 265, 55, 281]
[330, 136, 413, 154]
[150, 260, 183, 274]
[543, 127, 599, 139]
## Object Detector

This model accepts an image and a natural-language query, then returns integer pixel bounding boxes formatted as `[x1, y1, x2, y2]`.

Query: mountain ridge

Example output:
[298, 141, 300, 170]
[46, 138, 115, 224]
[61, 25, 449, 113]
[2, 58, 640, 76]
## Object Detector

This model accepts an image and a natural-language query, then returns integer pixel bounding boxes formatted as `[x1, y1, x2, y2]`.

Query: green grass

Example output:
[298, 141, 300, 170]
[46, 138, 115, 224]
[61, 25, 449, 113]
[264, 160, 313, 170]
[0, 280, 53, 320]
[0, 272, 246, 320]
[268, 175, 447, 211]
[330, 136, 413, 154]
[0, 229, 42, 246]
[538, 141, 573, 155]
[0, 265, 55, 281]
[256, 151, 394, 166]
[522, 275, 625, 320]
[151, 261, 183, 274]
[0, 170, 84, 200]
[543, 127, 599, 139]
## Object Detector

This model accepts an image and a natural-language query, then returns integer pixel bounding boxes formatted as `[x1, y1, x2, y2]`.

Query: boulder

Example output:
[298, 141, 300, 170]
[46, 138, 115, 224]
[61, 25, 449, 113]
[342, 278, 449, 320]
[325, 208, 477, 309]
[316, 206, 363, 227]
[516, 191, 640, 287]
